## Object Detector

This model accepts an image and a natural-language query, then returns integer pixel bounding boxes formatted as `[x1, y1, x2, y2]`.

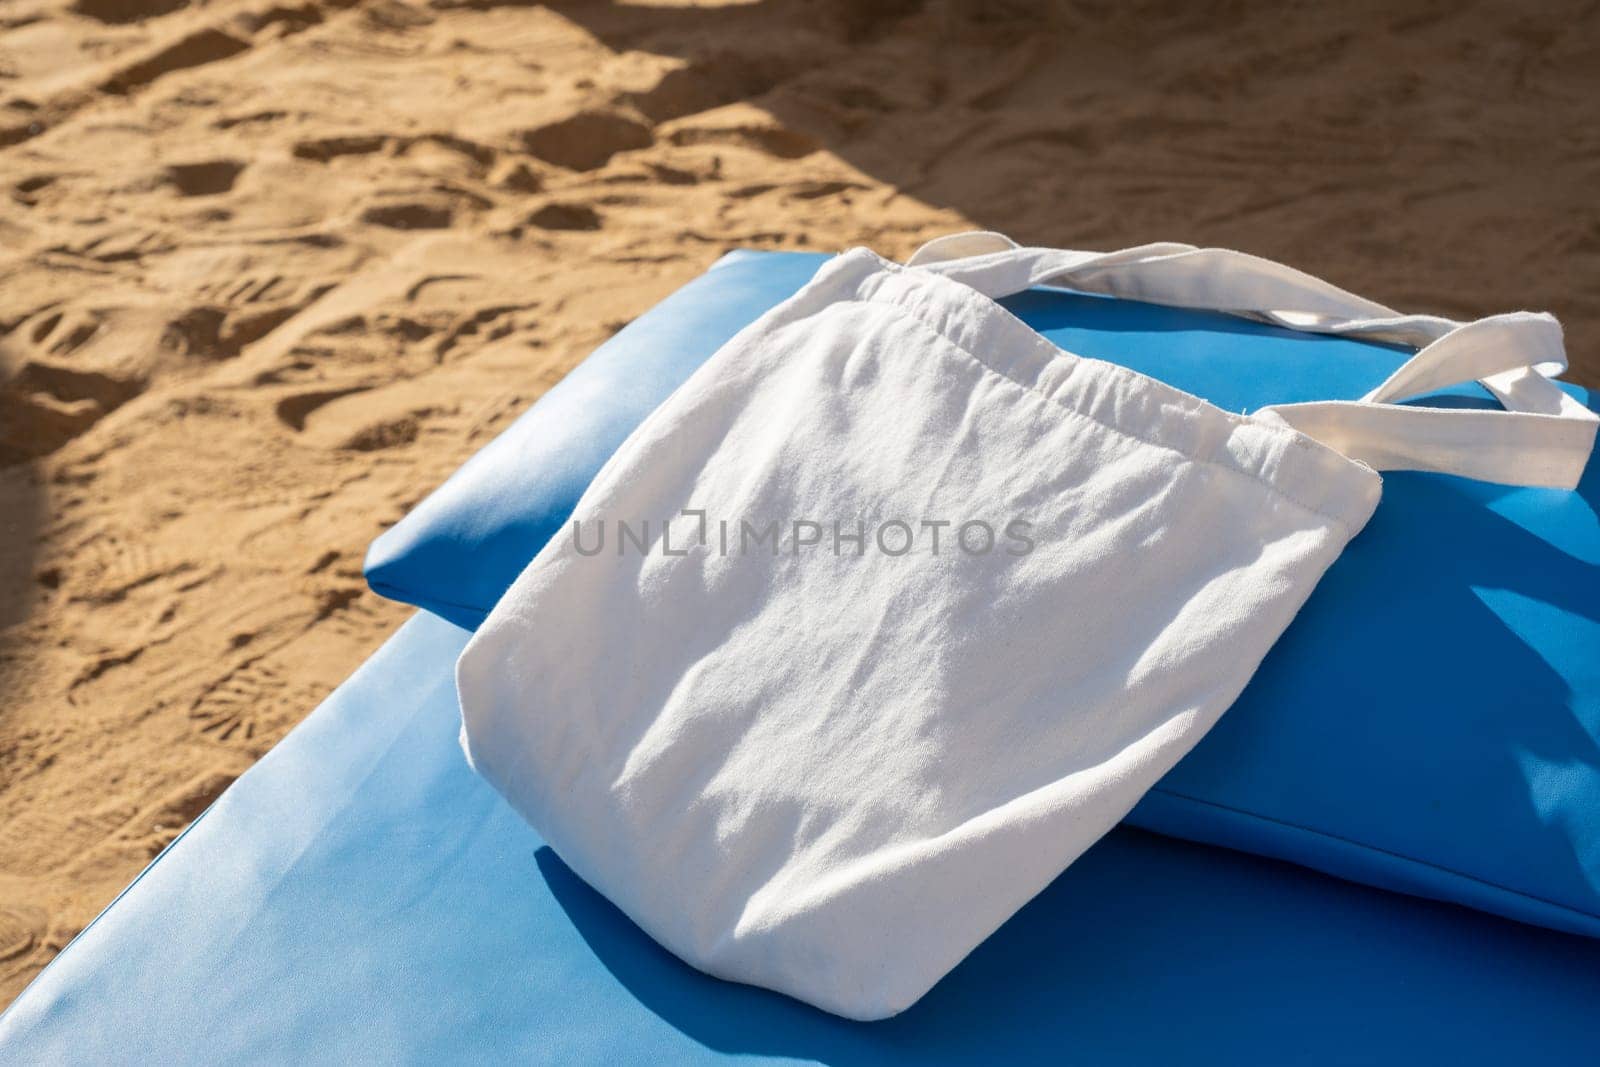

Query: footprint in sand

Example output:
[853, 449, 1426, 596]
[26, 308, 100, 357]
[292, 134, 392, 163]
[661, 104, 820, 160]
[359, 183, 493, 231]
[101, 28, 251, 97]
[163, 160, 246, 198]
[0, 285, 282, 462]
[408, 133, 497, 170]
[132, 772, 239, 857]
[616, 53, 788, 125]
[273, 386, 371, 433]
[524, 202, 602, 232]
[1, 309, 146, 463]
[69, 0, 188, 23]
[189, 662, 295, 745]
[233, 1, 327, 38]
[359, 197, 457, 231]
[63, 226, 174, 264]
[63, 537, 196, 605]
[488, 159, 542, 193]
[0, 907, 47, 964]
[516, 109, 653, 172]
[311, 584, 394, 644]
[0, 807, 137, 876]
[12, 173, 58, 205]
[285, 377, 455, 452]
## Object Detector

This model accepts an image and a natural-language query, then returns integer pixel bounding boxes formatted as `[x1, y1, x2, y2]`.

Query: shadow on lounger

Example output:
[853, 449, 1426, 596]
[535, 826, 1600, 1063]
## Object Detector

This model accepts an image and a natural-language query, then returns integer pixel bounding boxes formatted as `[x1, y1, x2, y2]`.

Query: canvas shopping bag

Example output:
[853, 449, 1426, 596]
[456, 233, 1597, 1020]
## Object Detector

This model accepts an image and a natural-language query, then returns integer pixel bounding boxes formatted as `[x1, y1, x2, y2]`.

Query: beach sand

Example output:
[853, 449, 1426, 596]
[1, 0, 1597, 1006]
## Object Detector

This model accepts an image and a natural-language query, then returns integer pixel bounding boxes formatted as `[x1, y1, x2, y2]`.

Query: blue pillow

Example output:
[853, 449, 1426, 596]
[365, 250, 1600, 941]
[365, 252, 828, 629]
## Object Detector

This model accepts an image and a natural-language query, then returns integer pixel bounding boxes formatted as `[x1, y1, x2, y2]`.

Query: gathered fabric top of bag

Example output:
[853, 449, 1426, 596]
[909, 231, 1597, 490]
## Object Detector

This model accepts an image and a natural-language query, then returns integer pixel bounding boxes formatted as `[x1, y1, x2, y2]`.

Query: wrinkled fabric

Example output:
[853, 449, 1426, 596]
[456, 249, 1381, 1019]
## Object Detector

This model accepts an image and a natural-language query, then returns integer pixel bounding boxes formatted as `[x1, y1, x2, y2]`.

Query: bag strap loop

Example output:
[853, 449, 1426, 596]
[907, 232, 1596, 489]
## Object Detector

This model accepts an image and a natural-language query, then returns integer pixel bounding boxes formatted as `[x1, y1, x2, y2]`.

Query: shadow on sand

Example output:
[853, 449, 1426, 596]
[0, 461, 43, 694]
[542, 0, 1600, 384]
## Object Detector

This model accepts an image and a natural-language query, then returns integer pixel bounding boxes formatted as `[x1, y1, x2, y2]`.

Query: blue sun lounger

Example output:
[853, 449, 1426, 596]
[4, 609, 1599, 1064]
[4, 249, 1599, 1063]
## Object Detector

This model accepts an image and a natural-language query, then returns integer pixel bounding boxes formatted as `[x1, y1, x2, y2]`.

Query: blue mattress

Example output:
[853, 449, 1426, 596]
[4, 610, 1598, 1063]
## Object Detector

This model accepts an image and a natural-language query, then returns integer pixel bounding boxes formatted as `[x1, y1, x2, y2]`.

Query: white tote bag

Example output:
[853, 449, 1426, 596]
[456, 234, 1596, 1020]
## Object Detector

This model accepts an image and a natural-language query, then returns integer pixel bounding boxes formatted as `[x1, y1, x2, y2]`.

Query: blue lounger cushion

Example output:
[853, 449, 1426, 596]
[363, 250, 1600, 942]
[5, 610, 1599, 1062]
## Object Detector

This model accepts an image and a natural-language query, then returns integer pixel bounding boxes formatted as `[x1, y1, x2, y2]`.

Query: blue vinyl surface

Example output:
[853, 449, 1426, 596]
[364, 250, 1600, 943]
[5, 610, 1599, 1063]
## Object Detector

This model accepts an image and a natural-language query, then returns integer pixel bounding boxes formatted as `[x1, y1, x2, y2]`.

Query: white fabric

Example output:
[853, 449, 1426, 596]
[456, 236, 1594, 1020]
[910, 231, 1597, 488]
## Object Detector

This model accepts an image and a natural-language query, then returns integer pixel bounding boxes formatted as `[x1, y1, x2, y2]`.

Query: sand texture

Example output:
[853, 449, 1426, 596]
[2, 0, 1598, 1006]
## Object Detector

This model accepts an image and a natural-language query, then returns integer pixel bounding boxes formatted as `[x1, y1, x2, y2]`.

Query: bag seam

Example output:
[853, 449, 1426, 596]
[849, 296, 1370, 534]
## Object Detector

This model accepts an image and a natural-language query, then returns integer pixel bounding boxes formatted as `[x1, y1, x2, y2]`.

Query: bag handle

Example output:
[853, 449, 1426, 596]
[907, 232, 1596, 489]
